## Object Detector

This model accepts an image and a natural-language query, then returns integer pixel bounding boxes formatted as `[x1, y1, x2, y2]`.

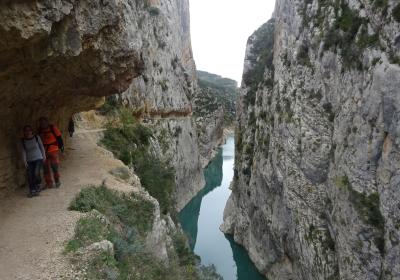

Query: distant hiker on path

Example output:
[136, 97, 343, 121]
[38, 117, 64, 189]
[21, 125, 46, 197]
[68, 117, 75, 137]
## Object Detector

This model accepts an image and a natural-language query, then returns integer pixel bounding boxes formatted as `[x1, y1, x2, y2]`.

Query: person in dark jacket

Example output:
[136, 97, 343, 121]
[68, 117, 75, 137]
[21, 125, 46, 197]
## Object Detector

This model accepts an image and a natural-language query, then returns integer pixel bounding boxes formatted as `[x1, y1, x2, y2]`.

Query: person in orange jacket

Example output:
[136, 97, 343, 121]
[38, 117, 64, 188]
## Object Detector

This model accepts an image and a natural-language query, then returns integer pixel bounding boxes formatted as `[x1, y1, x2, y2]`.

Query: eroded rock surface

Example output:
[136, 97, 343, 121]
[194, 71, 238, 167]
[0, 0, 205, 209]
[117, 0, 205, 210]
[222, 1, 400, 279]
[0, 0, 148, 193]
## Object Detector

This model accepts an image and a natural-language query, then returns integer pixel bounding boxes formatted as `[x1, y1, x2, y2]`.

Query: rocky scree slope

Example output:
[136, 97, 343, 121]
[222, 0, 400, 279]
[194, 71, 238, 167]
[0, 0, 204, 211]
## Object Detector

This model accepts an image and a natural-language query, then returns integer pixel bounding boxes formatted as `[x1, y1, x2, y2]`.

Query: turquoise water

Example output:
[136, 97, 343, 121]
[179, 137, 266, 280]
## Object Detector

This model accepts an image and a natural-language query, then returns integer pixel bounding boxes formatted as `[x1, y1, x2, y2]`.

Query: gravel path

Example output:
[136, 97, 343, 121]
[0, 131, 129, 279]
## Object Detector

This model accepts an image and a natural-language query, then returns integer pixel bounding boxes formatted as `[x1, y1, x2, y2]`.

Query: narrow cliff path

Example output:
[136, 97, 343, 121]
[0, 130, 133, 280]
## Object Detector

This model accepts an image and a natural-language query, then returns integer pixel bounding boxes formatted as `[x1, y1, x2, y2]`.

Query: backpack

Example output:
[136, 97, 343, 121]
[39, 125, 64, 152]
[21, 135, 39, 151]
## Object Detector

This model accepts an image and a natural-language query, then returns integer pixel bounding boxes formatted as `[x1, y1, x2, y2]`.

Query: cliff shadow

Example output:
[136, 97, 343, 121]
[179, 149, 223, 249]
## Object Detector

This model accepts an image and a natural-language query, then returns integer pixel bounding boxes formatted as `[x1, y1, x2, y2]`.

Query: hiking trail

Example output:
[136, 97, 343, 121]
[0, 130, 136, 280]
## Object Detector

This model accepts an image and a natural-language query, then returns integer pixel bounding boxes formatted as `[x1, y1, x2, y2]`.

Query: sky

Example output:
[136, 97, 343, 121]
[189, 0, 276, 84]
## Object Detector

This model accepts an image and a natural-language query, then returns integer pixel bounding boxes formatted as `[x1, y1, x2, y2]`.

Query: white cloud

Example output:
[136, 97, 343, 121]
[190, 0, 276, 83]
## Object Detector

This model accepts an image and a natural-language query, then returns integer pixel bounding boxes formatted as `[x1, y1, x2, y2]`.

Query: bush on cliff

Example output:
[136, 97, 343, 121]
[69, 184, 154, 234]
[393, 4, 400, 22]
[66, 185, 223, 280]
[100, 108, 176, 215]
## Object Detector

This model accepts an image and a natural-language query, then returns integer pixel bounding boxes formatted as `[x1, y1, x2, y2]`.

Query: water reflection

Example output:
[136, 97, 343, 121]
[226, 235, 266, 279]
[179, 149, 223, 249]
[179, 137, 265, 280]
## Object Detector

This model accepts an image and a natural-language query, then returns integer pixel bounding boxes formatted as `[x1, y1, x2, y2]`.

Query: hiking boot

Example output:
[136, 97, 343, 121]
[27, 192, 35, 198]
[55, 181, 61, 188]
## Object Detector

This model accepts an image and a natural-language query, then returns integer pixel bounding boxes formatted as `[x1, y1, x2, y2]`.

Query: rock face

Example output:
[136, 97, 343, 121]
[194, 71, 238, 167]
[197, 71, 238, 126]
[222, 1, 400, 279]
[195, 107, 225, 168]
[117, 0, 205, 210]
[0, 0, 205, 209]
[194, 87, 225, 167]
[0, 0, 147, 193]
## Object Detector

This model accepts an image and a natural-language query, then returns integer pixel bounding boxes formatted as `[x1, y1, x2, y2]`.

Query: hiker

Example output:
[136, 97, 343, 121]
[68, 117, 75, 137]
[21, 125, 46, 197]
[38, 117, 64, 188]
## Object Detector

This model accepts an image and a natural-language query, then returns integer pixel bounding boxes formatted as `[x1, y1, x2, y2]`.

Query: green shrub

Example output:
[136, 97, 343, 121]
[86, 251, 119, 280]
[373, 0, 388, 9]
[99, 95, 119, 115]
[172, 233, 199, 267]
[334, 175, 385, 254]
[171, 56, 179, 70]
[297, 44, 312, 67]
[110, 166, 131, 182]
[349, 191, 384, 231]
[334, 175, 350, 190]
[323, 102, 335, 122]
[101, 113, 152, 166]
[101, 112, 176, 215]
[67, 185, 222, 280]
[389, 51, 400, 65]
[65, 216, 110, 253]
[242, 19, 275, 106]
[69, 185, 154, 234]
[336, 5, 362, 33]
[159, 79, 168, 92]
[197, 265, 224, 280]
[323, 4, 366, 70]
[349, 190, 385, 255]
[357, 25, 379, 49]
[133, 152, 176, 215]
[148, 7, 161, 16]
[393, 4, 400, 22]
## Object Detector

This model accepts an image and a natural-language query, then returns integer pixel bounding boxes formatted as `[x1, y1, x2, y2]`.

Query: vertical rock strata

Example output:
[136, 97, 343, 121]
[222, 0, 400, 279]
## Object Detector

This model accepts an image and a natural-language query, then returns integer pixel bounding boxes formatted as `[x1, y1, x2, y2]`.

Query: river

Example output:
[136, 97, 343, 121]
[179, 136, 265, 280]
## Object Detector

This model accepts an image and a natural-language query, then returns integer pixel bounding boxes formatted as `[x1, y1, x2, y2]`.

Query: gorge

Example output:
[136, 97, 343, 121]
[1, 0, 400, 279]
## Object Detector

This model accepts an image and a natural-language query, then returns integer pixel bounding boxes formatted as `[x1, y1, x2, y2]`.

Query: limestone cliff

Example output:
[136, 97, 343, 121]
[194, 71, 238, 167]
[117, 0, 205, 211]
[0, 0, 204, 210]
[222, 1, 400, 279]
[0, 0, 144, 191]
